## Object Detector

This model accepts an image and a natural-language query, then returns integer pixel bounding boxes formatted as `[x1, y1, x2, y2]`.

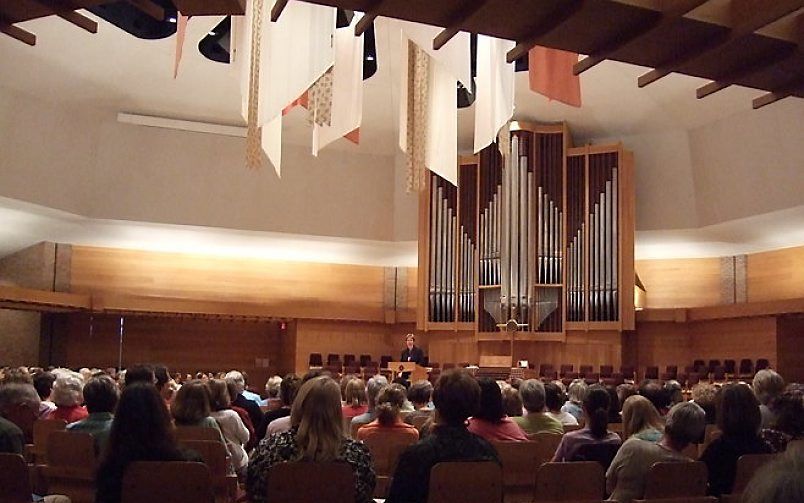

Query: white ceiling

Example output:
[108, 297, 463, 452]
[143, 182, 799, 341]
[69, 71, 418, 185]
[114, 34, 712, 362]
[1, 11, 803, 263]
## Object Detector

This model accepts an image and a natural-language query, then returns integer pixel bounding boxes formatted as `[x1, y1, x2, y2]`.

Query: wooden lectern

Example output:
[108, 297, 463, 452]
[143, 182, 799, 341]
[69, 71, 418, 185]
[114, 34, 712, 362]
[387, 362, 429, 382]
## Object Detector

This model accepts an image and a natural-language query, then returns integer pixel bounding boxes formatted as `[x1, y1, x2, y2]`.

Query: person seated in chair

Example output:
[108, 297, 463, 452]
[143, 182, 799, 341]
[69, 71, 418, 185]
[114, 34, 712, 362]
[67, 374, 119, 454]
[513, 379, 564, 435]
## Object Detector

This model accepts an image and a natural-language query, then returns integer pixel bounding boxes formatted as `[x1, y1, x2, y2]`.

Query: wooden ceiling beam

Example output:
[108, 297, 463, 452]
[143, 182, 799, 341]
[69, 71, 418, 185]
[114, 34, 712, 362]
[432, 0, 486, 51]
[574, 0, 709, 75]
[125, 0, 165, 21]
[32, 0, 98, 33]
[506, 0, 585, 63]
[638, 0, 804, 87]
[0, 19, 36, 46]
[697, 13, 804, 98]
[354, 0, 385, 37]
[271, 0, 290, 21]
[753, 77, 804, 108]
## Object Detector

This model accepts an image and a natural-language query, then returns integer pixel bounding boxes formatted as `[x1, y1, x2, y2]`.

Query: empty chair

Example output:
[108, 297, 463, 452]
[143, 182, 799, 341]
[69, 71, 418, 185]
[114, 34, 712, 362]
[428, 461, 503, 503]
[707, 360, 721, 375]
[0, 453, 33, 503]
[327, 354, 341, 365]
[579, 365, 593, 378]
[755, 359, 770, 371]
[175, 426, 222, 442]
[324, 363, 343, 376]
[644, 366, 659, 380]
[711, 366, 726, 382]
[643, 461, 708, 499]
[692, 359, 705, 370]
[267, 461, 355, 503]
[32, 418, 67, 463]
[362, 362, 379, 379]
[603, 373, 625, 387]
[363, 433, 417, 498]
[534, 461, 605, 502]
[599, 365, 614, 378]
[343, 354, 356, 366]
[723, 359, 736, 375]
[738, 359, 754, 378]
[686, 373, 701, 387]
[539, 364, 554, 377]
[380, 356, 393, 369]
[308, 353, 323, 367]
[620, 366, 635, 380]
[559, 364, 574, 378]
[661, 366, 678, 381]
[493, 441, 541, 503]
[122, 461, 214, 503]
[359, 354, 372, 367]
[584, 373, 600, 385]
[44, 431, 97, 503]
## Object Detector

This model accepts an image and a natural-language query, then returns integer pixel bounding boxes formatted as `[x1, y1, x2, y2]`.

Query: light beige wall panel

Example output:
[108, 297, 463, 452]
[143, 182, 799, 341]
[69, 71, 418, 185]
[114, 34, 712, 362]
[636, 258, 722, 308]
[747, 245, 804, 302]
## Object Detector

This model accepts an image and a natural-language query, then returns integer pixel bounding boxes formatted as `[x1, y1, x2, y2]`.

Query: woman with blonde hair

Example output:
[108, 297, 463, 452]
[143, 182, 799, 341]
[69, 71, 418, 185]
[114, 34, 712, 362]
[622, 395, 664, 442]
[356, 383, 418, 442]
[342, 378, 368, 420]
[246, 376, 376, 503]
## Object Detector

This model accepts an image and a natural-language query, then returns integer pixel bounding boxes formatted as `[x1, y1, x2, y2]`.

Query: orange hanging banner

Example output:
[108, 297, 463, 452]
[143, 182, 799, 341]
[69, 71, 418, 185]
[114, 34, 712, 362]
[528, 46, 581, 108]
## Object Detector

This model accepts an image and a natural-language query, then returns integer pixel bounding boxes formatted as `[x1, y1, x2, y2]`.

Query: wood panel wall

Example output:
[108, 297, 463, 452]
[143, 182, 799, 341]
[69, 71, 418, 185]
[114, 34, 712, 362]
[51, 314, 285, 386]
[775, 315, 804, 383]
[69, 246, 388, 322]
[747, 245, 804, 302]
[636, 258, 722, 308]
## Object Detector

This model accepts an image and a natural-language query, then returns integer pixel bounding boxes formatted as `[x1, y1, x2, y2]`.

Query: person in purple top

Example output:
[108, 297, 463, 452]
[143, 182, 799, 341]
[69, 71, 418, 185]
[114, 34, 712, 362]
[552, 384, 621, 462]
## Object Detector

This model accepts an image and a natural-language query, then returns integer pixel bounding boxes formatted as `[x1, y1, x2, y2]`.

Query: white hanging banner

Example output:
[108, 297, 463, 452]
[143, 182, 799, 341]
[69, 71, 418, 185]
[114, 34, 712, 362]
[426, 59, 458, 187]
[234, 4, 252, 122]
[312, 15, 365, 155]
[261, 114, 283, 176]
[474, 35, 515, 153]
[396, 20, 471, 88]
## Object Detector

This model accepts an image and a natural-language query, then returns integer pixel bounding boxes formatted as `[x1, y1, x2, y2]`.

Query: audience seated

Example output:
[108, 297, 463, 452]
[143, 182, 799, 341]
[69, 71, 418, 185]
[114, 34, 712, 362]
[96, 382, 202, 503]
[553, 384, 622, 461]
[264, 375, 283, 410]
[622, 395, 664, 442]
[246, 375, 376, 503]
[207, 378, 250, 475]
[607, 401, 706, 503]
[342, 378, 369, 420]
[356, 383, 418, 442]
[664, 380, 684, 406]
[700, 382, 772, 497]
[33, 370, 57, 418]
[513, 379, 563, 435]
[238, 371, 264, 405]
[403, 380, 433, 429]
[742, 447, 804, 503]
[616, 383, 637, 409]
[467, 378, 528, 442]
[67, 374, 118, 454]
[226, 380, 257, 448]
[121, 364, 155, 388]
[153, 364, 177, 404]
[561, 379, 587, 422]
[351, 375, 388, 429]
[257, 374, 299, 439]
[225, 370, 264, 428]
[545, 382, 578, 426]
[753, 369, 785, 429]
[638, 380, 670, 416]
[690, 383, 718, 424]
[500, 383, 523, 418]
[48, 374, 89, 423]
[386, 369, 500, 503]
[759, 388, 803, 453]
[0, 382, 40, 452]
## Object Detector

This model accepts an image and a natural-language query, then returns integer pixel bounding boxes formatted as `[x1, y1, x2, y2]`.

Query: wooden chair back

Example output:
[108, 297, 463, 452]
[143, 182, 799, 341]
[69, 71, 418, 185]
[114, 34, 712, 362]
[492, 441, 540, 502]
[564, 424, 582, 433]
[428, 461, 503, 503]
[643, 461, 707, 499]
[266, 461, 355, 503]
[32, 418, 67, 463]
[175, 426, 221, 442]
[731, 453, 776, 493]
[122, 461, 214, 503]
[534, 462, 604, 502]
[363, 432, 416, 498]
[697, 425, 720, 458]
[178, 439, 235, 502]
[570, 442, 621, 470]
[411, 414, 431, 431]
[0, 453, 32, 503]
[527, 432, 563, 467]
[44, 431, 97, 503]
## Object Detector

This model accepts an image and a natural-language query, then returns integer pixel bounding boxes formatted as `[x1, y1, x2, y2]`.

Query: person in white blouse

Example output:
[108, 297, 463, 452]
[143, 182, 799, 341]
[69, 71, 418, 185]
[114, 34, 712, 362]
[208, 379, 251, 475]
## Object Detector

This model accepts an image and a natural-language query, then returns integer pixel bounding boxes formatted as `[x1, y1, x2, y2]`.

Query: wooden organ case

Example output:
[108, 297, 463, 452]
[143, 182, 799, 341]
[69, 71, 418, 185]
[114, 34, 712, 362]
[417, 122, 635, 342]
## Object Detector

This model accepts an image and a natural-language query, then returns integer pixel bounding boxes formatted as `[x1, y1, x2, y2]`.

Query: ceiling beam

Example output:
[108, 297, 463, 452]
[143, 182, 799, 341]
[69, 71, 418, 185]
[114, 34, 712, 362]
[574, 0, 709, 75]
[271, 0, 290, 21]
[432, 0, 486, 51]
[506, 0, 585, 63]
[753, 77, 804, 108]
[697, 13, 804, 99]
[638, 0, 804, 87]
[355, 0, 385, 37]
[125, 0, 165, 21]
[32, 0, 98, 33]
[0, 19, 36, 46]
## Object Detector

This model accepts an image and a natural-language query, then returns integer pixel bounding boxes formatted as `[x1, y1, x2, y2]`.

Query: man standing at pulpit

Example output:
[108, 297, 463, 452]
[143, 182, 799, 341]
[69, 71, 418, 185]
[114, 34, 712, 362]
[401, 334, 425, 365]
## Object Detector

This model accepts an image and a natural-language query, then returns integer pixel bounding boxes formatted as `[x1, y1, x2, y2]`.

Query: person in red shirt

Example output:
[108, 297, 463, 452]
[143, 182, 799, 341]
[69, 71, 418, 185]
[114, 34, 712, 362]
[342, 378, 369, 420]
[356, 384, 418, 442]
[48, 374, 88, 424]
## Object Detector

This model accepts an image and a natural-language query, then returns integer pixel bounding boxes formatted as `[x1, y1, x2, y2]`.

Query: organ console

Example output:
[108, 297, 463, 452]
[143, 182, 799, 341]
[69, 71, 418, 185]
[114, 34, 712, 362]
[417, 121, 635, 339]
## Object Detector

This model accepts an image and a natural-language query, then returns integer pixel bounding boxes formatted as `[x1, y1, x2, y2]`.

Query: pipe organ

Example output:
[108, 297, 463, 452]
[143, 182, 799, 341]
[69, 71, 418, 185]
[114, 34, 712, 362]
[418, 122, 635, 338]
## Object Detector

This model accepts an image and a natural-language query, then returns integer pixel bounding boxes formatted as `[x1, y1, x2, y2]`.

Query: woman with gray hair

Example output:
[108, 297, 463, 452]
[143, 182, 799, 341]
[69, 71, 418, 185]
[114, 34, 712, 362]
[561, 379, 587, 422]
[47, 374, 88, 423]
[513, 379, 564, 435]
[606, 401, 706, 503]
[753, 368, 785, 429]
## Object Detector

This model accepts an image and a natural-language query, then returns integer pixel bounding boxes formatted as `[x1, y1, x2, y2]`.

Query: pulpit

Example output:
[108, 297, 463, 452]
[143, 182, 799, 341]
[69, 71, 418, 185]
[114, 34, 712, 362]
[387, 362, 429, 382]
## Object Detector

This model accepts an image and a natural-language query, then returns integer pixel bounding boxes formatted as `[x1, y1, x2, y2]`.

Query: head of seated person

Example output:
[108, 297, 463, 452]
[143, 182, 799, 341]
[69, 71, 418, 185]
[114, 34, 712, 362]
[691, 382, 718, 424]
[432, 369, 480, 428]
[171, 380, 213, 427]
[718, 382, 762, 440]
[123, 365, 155, 388]
[344, 378, 367, 408]
[583, 384, 612, 438]
[278, 374, 301, 409]
[265, 375, 282, 399]
[52, 374, 85, 409]
[375, 384, 407, 426]
[638, 379, 669, 415]
[501, 383, 523, 417]
[33, 371, 56, 402]
[407, 380, 433, 411]
[770, 389, 804, 438]
[662, 400, 706, 451]
[224, 370, 246, 397]
[622, 395, 664, 441]
[83, 375, 119, 415]
[519, 379, 547, 416]
[752, 369, 785, 407]
[208, 379, 233, 412]
[0, 382, 41, 444]
[742, 448, 804, 503]
[473, 378, 506, 424]
[291, 376, 350, 460]
[544, 382, 566, 414]
[364, 375, 389, 412]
